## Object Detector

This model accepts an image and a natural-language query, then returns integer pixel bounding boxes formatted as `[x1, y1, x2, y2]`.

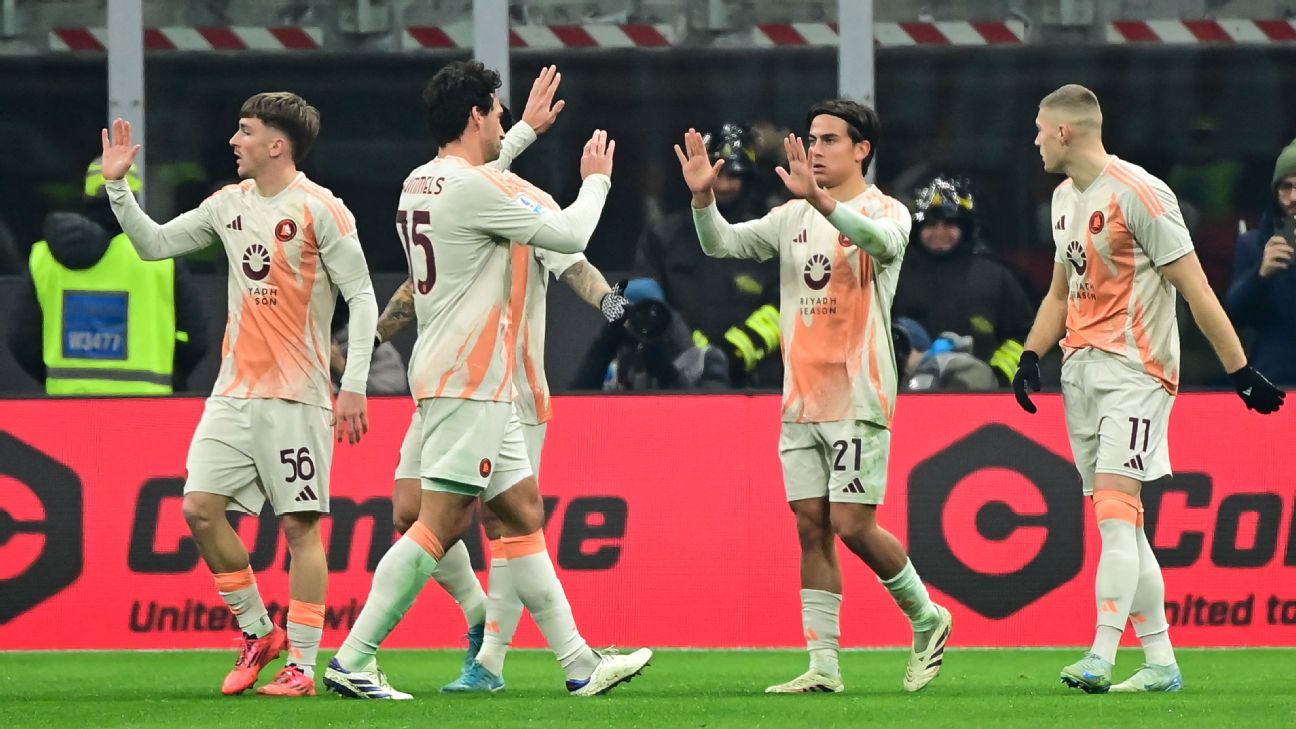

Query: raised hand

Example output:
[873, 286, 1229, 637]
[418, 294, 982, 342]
[521, 64, 566, 135]
[100, 118, 141, 182]
[774, 133, 822, 202]
[674, 128, 723, 200]
[580, 129, 615, 179]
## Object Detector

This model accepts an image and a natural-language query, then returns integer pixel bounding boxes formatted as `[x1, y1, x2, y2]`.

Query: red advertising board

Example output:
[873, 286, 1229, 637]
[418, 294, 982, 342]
[0, 394, 1292, 649]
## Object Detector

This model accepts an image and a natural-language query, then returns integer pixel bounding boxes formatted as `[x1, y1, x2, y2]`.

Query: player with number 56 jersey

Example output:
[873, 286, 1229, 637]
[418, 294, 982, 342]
[100, 92, 378, 697]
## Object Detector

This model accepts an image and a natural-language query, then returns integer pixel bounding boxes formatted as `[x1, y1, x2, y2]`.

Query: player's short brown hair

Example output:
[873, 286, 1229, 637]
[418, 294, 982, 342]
[239, 91, 320, 163]
[806, 98, 880, 174]
[1039, 84, 1102, 129]
[423, 60, 502, 147]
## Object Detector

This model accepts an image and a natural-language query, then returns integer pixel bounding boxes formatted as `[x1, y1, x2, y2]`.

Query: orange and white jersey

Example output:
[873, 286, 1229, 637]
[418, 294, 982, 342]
[106, 173, 376, 408]
[694, 186, 911, 426]
[1051, 156, 1193, 393]
[510, 240, 585, 425]
[398, 157, 570, 402]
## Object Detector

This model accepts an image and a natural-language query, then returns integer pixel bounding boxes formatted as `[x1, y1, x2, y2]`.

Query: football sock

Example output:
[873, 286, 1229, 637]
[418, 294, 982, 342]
[1091, 490, 1140, 664]
[1131, 524, 1176, 665]
[430, 540, 488, 629]
[335, 522, 443, 671]
[475, 539, 525, 676]
[286, 600, 324, 676]
[801, 589, 842, 678]
[501, 531, 598, 681]
[213, 566, 273, 638]
[880, 560, 941, 649]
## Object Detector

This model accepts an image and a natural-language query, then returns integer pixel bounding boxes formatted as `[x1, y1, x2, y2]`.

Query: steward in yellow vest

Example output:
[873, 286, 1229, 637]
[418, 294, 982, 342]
[8, 159, 207, 394]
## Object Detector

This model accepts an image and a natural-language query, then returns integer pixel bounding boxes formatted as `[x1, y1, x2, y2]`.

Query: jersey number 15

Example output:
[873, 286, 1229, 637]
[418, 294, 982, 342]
[396, 209, 436, 294]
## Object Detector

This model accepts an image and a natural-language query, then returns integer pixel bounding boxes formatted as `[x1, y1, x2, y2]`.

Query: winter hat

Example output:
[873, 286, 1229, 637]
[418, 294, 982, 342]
[1272, 138, 1296, 189]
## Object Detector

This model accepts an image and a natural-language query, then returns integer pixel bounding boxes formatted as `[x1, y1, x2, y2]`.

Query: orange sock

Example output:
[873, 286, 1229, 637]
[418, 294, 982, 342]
[213, 566, 273, 637]
[287, 600, 325, 675]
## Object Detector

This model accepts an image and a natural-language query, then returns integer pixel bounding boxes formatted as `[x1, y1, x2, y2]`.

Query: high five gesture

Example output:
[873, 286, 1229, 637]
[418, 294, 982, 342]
[100, 118, 141, 182]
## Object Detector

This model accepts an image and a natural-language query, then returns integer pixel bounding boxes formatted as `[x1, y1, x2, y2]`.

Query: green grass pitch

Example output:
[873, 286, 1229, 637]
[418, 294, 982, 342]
[1, 649, 1293, 728]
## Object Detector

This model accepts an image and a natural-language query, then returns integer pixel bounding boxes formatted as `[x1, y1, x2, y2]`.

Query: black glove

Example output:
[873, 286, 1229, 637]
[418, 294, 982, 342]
[599, 281, 631, 323]
[1012, 350, 1041, 414]
[1228, 365, 1285, 414]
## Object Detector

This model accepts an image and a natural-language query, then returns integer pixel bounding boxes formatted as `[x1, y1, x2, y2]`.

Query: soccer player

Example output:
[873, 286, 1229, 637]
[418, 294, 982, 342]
[676, 99, 953, 694]
[98, 92, 378, 696]
[1014, 84, 1285, 693]
[324, 60, 650, 699]
[368, 67, 632, 692]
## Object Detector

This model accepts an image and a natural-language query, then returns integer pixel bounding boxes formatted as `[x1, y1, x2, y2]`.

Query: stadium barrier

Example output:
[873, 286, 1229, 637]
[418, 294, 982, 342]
[0, 394, 1292, 649]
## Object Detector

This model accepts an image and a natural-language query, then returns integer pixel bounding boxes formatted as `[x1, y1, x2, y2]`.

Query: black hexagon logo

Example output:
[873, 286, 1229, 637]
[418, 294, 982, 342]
[0, 431, 84, 623]
[908, 423, 1083, 618]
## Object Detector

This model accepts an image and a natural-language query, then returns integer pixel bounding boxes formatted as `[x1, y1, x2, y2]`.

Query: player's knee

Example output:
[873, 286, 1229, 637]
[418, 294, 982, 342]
[792, 509, 833, 549]
[489, 478, 544, 534]
[392, 479, 421, 535]
[392, 506, 417, 535]
[480, 509, 505, 541]
[828, 506, 876, 542]
[279, 514, 320, 547]
[181, 495, 221, 533]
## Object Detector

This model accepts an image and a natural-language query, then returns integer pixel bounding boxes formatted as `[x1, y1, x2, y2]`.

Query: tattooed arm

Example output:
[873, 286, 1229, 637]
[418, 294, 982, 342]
[557, 258, 630, 322]
[375, 277, 416, 343]
[558, 260, 611, 308]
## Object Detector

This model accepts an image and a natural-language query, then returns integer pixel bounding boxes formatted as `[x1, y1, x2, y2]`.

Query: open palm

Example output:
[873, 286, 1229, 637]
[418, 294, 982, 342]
[774, 133, 819, 200]
[521, 64, 566, 134]
[100, 118, 140, 181]
[674, 128, 724, 196]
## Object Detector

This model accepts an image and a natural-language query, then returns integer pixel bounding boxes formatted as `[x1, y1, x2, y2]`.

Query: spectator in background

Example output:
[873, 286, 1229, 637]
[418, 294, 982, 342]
[891, 176, 1033, 385]
[8, 157, 207, 394]
[748, 118, 793, 208]
[570, 277, 729, 390]
[1226, 138, 1296, 384]
[635, 122, 781, 387]
[893, 316, 998, 392]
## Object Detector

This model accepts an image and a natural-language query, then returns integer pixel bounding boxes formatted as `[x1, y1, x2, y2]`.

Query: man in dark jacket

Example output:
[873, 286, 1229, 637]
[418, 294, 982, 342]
[891, 176, 1034, 384]
[8, 159, 208, 392]
[635, 123, 781, 387]
[1226, 138, 1296, 385]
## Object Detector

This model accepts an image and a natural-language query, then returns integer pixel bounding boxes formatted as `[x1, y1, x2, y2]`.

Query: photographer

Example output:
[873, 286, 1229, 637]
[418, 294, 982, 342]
[570, 277, 729, 390]
[1226, 138, 1296, 384]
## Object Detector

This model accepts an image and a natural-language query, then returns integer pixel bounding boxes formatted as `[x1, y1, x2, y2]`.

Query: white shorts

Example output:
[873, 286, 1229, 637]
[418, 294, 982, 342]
[779, 419, 890, 504]
[416, 399, 533, 500]
[1061, 348, 1174, 495]
[185, 396, 334, 515]
[522, 422, 547, 475]
[396, 410, 548, 480]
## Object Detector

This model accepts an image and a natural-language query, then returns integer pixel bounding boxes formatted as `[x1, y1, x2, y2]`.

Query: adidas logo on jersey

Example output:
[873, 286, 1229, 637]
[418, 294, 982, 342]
[226, 216, 243, 231]
[1123, 454, 1145, 471]
[792, 229, 808, 244]
[1054, 215, 1066, 231]
[842, 478, 867, 494]
[294, 485, 318, 502]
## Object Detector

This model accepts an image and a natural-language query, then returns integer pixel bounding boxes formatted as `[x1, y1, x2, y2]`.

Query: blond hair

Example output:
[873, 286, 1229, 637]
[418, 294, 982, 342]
[1039, 84, 1102, 130]
[239, 91, 320, 163]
